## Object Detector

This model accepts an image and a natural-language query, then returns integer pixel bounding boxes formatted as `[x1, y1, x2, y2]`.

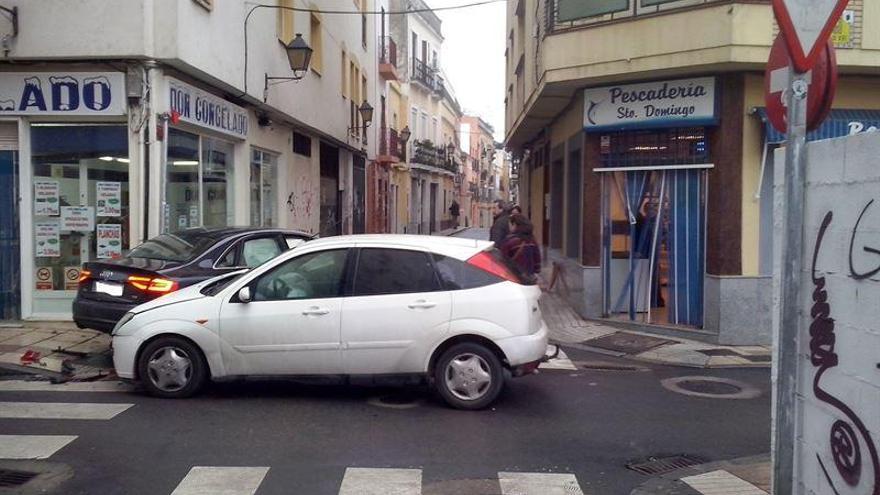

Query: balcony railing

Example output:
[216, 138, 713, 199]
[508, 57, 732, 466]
[412, 58, 436, 90]
[379, 36, 397, 67]
[545, 0, 748, 34]
[411, 140, 458, 174]
[379, 126, 403, 161]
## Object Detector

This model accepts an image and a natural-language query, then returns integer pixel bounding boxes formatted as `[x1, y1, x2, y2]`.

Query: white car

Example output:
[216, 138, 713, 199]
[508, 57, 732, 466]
[111, 235, 549, 410]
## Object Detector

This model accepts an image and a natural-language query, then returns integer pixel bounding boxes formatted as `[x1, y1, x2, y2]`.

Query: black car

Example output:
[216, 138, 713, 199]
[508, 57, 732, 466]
[73, 227, 314, 332]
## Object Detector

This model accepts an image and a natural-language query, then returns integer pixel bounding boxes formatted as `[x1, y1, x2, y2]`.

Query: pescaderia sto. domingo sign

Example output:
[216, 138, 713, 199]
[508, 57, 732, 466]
[583, 77, 717, 132]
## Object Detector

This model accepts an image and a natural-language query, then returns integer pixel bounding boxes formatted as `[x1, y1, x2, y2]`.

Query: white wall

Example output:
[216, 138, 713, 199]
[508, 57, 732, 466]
[774, 133, 880, 494]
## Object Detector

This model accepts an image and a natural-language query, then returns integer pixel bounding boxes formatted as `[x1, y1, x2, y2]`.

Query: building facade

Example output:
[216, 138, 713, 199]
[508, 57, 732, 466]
[505, 0, 880, 344]
[0, 0, 379, 321]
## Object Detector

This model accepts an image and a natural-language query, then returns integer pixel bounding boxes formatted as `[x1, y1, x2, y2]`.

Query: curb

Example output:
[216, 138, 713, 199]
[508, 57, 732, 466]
[551, 338, 771, 370]
[629, 454, 770, 495]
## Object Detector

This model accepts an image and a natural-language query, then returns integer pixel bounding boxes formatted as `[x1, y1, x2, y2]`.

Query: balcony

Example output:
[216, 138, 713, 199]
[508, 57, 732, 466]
[411, 58, 436, 91]
[411, 140, 459, 175]
[545, 0, 741, 34]
[378, 126, 403, 164]
[379, 36, 399, 81]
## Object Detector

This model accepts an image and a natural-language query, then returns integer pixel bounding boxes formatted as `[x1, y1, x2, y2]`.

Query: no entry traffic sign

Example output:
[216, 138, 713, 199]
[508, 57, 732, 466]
[764, 34, 837, 134]
[772, 0, 849, 72]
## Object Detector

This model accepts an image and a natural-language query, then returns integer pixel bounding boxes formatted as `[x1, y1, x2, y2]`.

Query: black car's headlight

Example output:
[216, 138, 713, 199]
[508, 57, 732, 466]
[111, 312, 135, 336]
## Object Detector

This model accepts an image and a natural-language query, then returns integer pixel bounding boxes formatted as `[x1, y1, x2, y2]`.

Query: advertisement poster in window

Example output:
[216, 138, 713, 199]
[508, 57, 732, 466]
[35, 221, 60, 257]
[35, 267, 53, 290]
[96, 182, 121, 217]
[34, 180, 60, 216]
[831, 10, 854, 48]
[96, 224, 122, 259]
[61, 206, 95, 232]
[64, 266, 81, 290]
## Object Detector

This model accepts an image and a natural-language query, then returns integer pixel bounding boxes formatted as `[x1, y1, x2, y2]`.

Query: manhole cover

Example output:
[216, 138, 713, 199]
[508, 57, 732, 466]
[367, 392, 424, 409]
[626, 454, 707, 476]
[678, 380, 742, 395]
[661, 376, 762, 399]
[585, 332, 672, 354]
[0, 468, 38, 488]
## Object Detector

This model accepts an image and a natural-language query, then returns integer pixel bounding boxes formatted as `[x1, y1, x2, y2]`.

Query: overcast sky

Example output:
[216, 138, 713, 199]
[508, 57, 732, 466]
[433, 0, 507, 142]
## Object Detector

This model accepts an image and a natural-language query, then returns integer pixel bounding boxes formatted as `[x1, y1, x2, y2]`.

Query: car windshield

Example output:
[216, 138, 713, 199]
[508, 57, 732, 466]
[200, 271, 246, 296]
[127, 233, 220, 262]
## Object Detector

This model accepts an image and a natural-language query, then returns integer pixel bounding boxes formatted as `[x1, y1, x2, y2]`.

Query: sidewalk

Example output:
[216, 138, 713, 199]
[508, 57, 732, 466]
[540, 290, 771, 369]
[630, 454, 770, 494]
[0, 322, 113, 381]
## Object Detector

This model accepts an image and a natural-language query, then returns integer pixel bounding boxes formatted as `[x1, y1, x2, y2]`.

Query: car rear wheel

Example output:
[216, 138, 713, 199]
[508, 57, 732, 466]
[434, 343, 504, 410]
[137, 336, 207, 398]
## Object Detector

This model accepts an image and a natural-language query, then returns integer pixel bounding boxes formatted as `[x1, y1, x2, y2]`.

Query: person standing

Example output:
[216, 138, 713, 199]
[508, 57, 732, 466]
[448, 199, 460, 228]
[499, 213, 542, 279]
[489, 200, 511, 244]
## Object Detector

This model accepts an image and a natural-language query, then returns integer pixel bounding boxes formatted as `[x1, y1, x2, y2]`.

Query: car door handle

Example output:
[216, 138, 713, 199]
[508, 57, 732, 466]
[302, 307, 330, 316]
[408, 300, 436, 309]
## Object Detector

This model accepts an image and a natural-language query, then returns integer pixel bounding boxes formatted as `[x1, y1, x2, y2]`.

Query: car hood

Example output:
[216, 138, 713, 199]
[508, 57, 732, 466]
[129, 282, 207, 314]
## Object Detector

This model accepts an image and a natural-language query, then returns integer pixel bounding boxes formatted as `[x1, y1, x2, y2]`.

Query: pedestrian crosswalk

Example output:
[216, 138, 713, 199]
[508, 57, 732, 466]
[539, 348, 578, 371]
[171, 466, 270, 495]
[0, 434, 78, 459]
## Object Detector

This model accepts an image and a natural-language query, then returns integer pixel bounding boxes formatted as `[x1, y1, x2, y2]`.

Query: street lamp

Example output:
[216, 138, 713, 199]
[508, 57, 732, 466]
[358, 101, 374, 128]
[263, 33, 313, 102]
[399, 126, 412, 162]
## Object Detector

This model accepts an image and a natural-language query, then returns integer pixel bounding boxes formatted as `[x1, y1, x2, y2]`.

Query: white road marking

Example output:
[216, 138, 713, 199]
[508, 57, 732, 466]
[338, 467, 422, 495]
[498, 472, 585, 495]
[539, 349, 578, 371]
[0, 435, 77, 459]
[0, 401, 133, 420]
[681, 470, 768, 495]
[0, 380, 132, 393]
[170, 466, 270, 495]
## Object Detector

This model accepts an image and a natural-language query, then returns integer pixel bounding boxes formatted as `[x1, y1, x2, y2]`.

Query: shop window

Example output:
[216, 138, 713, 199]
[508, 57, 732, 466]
[165, 129, 234, 233]
[31, 125, 129, 301]
[250, 149, 279, 227]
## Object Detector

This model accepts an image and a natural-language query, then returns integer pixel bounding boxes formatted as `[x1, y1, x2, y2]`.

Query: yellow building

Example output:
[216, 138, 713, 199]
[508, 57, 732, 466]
[505, 0, 880, 344]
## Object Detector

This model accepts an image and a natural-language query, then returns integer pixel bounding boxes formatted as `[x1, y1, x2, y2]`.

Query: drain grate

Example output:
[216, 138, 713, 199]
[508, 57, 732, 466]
[626, 455, 707, 476]
[0, 468, 38, 488]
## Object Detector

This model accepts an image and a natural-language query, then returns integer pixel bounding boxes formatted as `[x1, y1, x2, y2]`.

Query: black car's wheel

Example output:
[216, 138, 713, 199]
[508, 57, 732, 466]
[434, 343, 505, 410]
[137, 336, 207, 398]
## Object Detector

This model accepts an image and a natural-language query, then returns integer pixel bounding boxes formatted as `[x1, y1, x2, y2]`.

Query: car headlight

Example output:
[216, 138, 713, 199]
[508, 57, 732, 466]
[111, 312, 135, 336]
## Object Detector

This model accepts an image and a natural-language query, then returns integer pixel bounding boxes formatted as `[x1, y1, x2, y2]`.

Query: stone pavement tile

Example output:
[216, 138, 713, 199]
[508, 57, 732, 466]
[550, 325, 617, 344]
[730, 346, 771, 356]
[680, 470, 767, 495]
[0, 330, 56, 347]
[27, 336, 94, 353]
[20, 353, 68, 373]
[708, 356, 752, 367]
[41, 330, 100, 344]
[636, 347, 711, 367]
[630, 478, 702, 495]
[64, 338, 111, 354]
[725, 464, 770, 492]
[0, 327, 31, 341]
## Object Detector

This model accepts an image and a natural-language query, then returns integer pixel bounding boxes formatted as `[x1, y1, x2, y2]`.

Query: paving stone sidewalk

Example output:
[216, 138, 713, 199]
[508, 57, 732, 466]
[630, 454, 771, 494]
[0, 322, 113, 381]
[539, 290, 771, 369]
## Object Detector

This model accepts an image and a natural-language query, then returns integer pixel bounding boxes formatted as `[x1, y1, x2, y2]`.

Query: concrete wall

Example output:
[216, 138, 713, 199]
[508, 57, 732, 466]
[773, 133, 880, 494]
[703, 275, 772, 345]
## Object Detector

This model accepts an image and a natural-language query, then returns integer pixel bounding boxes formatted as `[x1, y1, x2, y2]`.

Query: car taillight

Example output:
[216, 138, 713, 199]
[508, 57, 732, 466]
[127, 275, 179, 294]
[78, 270, 91, 284]
[467, 251, 521, 284]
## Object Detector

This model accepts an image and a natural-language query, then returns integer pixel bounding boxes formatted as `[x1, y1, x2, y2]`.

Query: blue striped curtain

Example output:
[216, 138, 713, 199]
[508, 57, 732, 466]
[666, 170, 705, 326]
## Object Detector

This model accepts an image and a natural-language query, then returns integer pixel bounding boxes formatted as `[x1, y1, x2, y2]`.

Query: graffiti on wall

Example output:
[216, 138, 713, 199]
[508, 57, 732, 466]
[287, 173, 316, 233]
[808, 200, 880, 495]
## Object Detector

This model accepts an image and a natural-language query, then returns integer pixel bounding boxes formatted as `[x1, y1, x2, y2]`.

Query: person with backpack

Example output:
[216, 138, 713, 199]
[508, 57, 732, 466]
[499, 213, 542, 279]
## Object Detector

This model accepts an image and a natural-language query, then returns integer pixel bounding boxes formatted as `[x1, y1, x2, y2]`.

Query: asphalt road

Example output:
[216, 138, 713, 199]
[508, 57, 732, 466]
[0, 346, 770, 494]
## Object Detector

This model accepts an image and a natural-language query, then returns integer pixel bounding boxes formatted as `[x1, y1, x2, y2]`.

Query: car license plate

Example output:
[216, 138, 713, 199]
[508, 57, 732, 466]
[95, 281, 123, 297]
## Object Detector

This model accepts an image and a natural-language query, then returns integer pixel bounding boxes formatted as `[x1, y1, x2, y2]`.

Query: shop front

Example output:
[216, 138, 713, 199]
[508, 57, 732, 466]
[585, 77, 717, 329]
[4, 71, 131, 319]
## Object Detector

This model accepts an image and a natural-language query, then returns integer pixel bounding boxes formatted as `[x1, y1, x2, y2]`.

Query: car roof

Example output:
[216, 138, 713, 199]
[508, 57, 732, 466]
[294, 234, 493, 260]
[173, 227, 314, 243]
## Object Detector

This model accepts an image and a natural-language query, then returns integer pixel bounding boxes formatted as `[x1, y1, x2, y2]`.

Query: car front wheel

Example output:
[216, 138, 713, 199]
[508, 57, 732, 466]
[434, 343, 504, 410]
[137, 336, 207, 398]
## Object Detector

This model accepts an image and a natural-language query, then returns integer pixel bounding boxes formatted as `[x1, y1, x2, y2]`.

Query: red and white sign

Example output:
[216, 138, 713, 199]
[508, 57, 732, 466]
[764, 34, 837, 134]
[35, 267, 53, 291]
[772, 0, 849, 72]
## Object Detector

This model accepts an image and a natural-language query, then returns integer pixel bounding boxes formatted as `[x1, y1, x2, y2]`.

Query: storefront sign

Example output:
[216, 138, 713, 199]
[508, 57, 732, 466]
[96, 224, 122, 259]
[96, 182, 122, 217]
[583, 77, 717, 132]
[0, 72, 126, 115]
[167, 77, 248, 139]
[61, 206, 94, 232]
[35, 267, 53, 290]
[64, 266, 81, 290]
[34, 180, 60, 216]
[35, 221, 60, 257]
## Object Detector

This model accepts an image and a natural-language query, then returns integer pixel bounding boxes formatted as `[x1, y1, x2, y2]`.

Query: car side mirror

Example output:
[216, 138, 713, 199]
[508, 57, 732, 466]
[238, 286, 251, 303]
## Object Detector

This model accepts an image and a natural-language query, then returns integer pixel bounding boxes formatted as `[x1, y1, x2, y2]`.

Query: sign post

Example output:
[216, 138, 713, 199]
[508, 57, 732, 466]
[770, 1, 848, 493]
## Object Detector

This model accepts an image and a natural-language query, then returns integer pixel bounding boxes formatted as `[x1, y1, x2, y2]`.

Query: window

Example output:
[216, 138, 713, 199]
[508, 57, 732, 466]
[165, 130, 234, 233]
[410, 107, 419, 141]
[284, 235, 307, 249]
[341, 50, 348, 98]
[360, 0, 368, 48]
[352, 249, 440, 296]
[310, 14, 323, 74]
[253, 249, 347, 301]
[241, 238, 282, 267]
[420, 112, 428, 141]
[293, 132, 311, 156]
[277, 0, 294, 43]
[201, 136, 234, 229]
[432, 254, 501, 290]
[250, 149, 278, 227]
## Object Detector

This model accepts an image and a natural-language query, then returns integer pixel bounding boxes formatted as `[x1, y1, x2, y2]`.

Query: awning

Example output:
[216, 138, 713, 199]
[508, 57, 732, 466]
[753, 108, 880, 144]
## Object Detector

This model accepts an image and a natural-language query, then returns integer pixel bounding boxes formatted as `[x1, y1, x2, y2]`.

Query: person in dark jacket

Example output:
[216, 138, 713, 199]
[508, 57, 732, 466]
[489, 200, 511, 244]
[499, 213, 542, 278]
[448, 200, 460, 228]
